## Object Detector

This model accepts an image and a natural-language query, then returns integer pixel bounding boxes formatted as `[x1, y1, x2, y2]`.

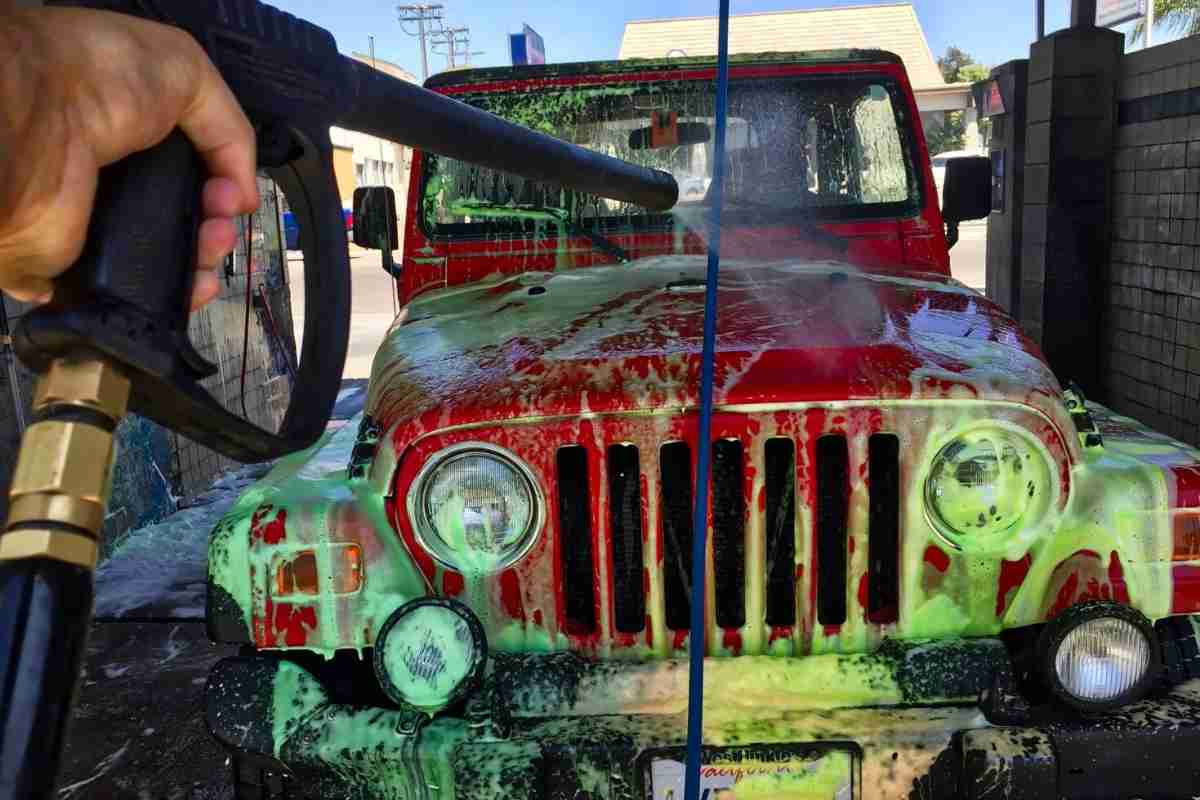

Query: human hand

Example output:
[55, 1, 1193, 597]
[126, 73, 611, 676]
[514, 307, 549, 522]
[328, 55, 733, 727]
[0, 7, 258, 309]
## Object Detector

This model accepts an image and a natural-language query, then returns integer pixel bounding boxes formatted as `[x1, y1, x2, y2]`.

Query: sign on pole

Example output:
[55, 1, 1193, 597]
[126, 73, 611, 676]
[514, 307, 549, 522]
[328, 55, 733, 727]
[509, 24, 546, 66]
[1097, 0, 1146, 27]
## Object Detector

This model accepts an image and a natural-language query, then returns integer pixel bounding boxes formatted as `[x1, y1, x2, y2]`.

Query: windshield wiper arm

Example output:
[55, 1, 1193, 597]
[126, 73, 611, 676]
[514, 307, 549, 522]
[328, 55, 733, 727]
[451, 202, 630, 263]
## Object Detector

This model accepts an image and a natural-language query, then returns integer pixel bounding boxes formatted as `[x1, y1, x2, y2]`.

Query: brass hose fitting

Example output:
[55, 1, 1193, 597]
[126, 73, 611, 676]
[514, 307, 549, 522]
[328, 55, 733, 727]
[0, 357, 130, 569]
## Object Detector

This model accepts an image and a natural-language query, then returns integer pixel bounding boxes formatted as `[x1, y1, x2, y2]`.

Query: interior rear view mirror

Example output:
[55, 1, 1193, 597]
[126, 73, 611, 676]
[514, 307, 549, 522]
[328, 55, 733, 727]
[941, 156, 991, 248]
[629, 121, 711, 150]
[352, 186, 399, 251]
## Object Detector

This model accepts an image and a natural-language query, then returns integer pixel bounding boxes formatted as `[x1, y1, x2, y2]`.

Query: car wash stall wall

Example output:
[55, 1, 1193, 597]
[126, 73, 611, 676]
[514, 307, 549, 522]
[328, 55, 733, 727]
[1103, 35, 1200, 444]
[0, 177, 297, 550]
[998, 18, 1200, 447]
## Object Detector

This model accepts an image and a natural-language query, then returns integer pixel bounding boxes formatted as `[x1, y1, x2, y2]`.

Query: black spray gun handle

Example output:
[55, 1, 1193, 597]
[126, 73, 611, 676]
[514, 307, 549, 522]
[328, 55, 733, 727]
[15, 1, 354, 463]
[15, 0, 679, 463]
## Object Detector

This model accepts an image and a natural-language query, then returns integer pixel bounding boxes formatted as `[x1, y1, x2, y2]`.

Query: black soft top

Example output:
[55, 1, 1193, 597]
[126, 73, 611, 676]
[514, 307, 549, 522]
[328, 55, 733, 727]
[424, 50, 905, 90]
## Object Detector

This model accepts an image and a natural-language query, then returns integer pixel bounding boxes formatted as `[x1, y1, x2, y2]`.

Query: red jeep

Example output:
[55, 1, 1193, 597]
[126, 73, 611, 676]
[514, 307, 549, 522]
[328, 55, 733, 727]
[205, 52, 1200, 799]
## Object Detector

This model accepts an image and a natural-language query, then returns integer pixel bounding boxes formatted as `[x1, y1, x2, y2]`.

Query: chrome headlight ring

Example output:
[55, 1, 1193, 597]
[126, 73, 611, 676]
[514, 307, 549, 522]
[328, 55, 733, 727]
[406, 442, 545, 574]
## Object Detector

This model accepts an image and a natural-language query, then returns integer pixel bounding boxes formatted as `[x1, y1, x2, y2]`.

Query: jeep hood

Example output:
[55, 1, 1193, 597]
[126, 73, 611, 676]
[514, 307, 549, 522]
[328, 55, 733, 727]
[366, 256, 1061, 433]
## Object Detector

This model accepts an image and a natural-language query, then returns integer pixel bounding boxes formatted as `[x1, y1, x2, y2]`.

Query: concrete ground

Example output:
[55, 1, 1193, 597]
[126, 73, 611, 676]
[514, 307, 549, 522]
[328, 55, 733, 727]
[289, 245, 400, 380]
[950, 220, 987, 291]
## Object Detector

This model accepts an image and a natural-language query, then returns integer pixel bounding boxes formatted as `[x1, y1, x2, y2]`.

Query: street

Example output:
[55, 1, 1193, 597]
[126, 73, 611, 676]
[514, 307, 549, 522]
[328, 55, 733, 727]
[950, 220, 986, 291]
[289, 245, 401, 380]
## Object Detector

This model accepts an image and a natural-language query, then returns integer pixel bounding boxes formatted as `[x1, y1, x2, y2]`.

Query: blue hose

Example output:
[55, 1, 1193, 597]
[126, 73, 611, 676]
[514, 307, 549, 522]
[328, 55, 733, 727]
[683, 2, 731, 798]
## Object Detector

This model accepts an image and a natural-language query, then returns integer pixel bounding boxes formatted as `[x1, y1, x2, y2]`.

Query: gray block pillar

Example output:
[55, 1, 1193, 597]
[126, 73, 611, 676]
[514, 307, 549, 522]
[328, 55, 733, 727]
[984, 60, 1029, 317]
[1020, 25, 1123, 396]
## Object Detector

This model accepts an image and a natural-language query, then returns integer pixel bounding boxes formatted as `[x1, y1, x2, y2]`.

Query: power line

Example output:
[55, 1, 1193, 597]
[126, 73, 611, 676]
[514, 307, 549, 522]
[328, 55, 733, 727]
[397, 3, 443, 81]
[429, 25, 471, 70]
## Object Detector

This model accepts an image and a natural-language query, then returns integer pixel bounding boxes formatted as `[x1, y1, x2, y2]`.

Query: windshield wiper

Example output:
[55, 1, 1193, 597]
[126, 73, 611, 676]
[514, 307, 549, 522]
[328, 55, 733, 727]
[450, 202, 630, 264]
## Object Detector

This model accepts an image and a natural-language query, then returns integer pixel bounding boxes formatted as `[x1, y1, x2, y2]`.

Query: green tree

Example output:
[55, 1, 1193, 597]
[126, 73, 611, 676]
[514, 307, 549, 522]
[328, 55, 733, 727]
[1131, 0, 1200, 44]
[937, 46, 974, 82]
[957, 63, 991, 83]
[928, 49, 992, 154]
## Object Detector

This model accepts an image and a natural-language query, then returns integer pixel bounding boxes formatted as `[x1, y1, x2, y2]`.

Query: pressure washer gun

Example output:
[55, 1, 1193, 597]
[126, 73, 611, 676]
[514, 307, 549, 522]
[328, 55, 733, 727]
[0, 2, 678, 796]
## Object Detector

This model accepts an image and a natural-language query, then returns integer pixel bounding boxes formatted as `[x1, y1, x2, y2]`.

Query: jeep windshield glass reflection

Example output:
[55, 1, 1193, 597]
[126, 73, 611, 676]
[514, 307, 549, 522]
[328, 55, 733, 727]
[422, 75, 920, 238]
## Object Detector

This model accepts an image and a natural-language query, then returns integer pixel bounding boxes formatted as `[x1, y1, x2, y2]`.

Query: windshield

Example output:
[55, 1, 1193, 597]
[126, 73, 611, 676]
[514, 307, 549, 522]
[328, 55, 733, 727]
[422, 73, 921, 238]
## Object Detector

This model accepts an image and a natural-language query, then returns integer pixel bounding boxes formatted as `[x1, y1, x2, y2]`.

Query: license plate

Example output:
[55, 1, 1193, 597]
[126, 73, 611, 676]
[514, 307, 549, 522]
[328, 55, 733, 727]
[647, 746, 854, 800]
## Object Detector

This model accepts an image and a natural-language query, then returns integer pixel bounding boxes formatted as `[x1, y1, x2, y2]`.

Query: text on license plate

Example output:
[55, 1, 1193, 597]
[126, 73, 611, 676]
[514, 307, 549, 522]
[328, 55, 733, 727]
[649, 750, 853, 800]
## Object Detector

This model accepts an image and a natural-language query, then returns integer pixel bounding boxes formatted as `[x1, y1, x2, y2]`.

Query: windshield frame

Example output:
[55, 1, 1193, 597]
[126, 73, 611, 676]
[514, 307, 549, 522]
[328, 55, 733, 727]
[417, 64, 927, 243]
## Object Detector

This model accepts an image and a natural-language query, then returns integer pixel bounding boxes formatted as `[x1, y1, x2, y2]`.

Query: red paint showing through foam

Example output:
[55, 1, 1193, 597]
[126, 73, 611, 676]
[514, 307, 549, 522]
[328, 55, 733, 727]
[995, 555, 1032, 617]
[499, 570, 525, 621]
[272, 602, 317, 647]
[923, 545, 950, 573]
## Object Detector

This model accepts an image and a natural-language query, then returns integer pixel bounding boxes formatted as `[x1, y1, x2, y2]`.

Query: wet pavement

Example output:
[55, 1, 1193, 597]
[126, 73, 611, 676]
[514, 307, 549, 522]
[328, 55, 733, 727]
[60, 624, 238, 800]
[59, 380, 368, 798]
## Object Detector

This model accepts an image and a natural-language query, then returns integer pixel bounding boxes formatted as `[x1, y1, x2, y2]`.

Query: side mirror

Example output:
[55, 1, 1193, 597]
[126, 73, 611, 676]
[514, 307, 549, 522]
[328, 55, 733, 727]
[352, 186, 399, 251]
[941, 156, 990, 248]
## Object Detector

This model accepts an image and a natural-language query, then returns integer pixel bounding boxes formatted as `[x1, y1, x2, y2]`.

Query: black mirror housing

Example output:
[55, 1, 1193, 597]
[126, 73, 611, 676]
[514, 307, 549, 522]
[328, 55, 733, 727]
[941, 156, 991, 223]
[352, 186, 399, 250]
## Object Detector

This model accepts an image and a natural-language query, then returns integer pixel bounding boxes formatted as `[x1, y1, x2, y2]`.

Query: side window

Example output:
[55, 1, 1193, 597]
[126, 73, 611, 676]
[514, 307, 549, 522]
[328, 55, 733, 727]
[852, 84, 908, 203]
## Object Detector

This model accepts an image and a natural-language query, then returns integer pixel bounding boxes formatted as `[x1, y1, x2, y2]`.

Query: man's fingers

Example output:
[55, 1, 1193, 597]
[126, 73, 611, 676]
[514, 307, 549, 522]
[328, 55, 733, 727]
[173, 35, 258, 214]
[190, 270, 219, 310]
[197, 217, 237, 271]
[202, 177, 246, 219]
[2, 277, 54, 304]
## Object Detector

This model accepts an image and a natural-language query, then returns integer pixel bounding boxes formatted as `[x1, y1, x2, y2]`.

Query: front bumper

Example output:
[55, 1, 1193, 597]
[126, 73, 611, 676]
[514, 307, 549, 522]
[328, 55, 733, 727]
[206, 644, 1200, 800]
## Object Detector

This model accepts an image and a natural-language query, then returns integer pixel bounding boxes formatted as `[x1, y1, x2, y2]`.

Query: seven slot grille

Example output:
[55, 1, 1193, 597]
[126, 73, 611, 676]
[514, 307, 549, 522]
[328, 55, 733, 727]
[554, 431, 902, 652]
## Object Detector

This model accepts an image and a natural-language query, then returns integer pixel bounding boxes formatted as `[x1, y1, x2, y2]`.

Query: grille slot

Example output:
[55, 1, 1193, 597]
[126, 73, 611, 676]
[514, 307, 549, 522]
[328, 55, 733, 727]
[867, 434, 901, 624]
[607, 444, 645, 633]
[712, 439, 746, 629]
[816, 435, 849, 626]
[556, 446, 596, 634]
[660, 442, 694, 631]
[764, 438, 797, 627]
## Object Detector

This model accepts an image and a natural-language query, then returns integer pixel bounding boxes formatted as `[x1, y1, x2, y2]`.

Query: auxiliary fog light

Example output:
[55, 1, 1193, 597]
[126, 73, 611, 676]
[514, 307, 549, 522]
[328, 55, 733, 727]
[1040, 602, 1159, 713]
[373, 598, 487, 714]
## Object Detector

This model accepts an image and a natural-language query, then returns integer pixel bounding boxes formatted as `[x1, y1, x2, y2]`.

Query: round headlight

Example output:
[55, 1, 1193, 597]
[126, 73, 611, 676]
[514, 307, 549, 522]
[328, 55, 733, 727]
[924, 426, 1053, 549]
[374, 598, 487, 713]
[1040, 602, 1159, 713]
[408, 443, 544, 574]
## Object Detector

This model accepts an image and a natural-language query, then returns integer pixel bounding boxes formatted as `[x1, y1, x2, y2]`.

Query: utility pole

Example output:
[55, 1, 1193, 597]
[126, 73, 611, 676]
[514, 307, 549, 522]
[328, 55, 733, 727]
[432, 26, 468, 70]
[397, 3, 443, 81]
[368, 36, 387, 184]
[430, 26, 471, 70]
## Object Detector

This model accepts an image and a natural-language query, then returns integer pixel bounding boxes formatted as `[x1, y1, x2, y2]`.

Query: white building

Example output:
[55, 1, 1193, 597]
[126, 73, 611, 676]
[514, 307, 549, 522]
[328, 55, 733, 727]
[329, 53, 419, 233]
[618, 2, 980, 154]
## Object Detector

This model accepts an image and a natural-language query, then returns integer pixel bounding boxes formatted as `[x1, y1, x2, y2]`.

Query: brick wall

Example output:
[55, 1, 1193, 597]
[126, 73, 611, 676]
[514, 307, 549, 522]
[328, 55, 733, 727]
[1106, 35, 1200, 444]
[0, 177, 296, 541]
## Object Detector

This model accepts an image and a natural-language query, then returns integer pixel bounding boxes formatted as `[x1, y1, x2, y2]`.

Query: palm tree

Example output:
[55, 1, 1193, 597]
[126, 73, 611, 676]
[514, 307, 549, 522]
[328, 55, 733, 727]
[1131, 0, 1200, 45]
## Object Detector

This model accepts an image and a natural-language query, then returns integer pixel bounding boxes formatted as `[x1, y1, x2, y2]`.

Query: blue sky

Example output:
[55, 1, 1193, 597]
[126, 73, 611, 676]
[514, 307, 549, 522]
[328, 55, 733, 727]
[274, 0, 1156, 80]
